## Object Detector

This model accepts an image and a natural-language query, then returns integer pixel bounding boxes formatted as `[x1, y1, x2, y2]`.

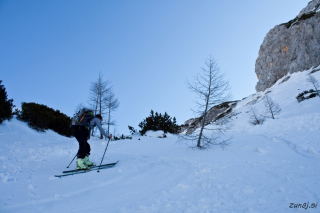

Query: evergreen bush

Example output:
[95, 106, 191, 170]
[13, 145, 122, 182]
[0, 81, 15, 124]
[138, 110, 179, 135]
[17, 102, 73, 137]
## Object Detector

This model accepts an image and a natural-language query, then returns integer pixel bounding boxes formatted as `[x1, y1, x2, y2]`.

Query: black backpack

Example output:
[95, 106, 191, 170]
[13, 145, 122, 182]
[71, 108, 95, 126]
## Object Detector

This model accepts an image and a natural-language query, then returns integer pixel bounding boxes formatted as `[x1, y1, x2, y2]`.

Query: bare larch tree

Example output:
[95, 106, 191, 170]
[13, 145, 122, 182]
[104, 89, 119, 136]
[88, 72, 111, 138]
[307, 74, 320, 98]
[264, 93, 281, 119]
[249, 106, 264, 125]
[181, 56, 231, 149]
[74, 103, 86, 114]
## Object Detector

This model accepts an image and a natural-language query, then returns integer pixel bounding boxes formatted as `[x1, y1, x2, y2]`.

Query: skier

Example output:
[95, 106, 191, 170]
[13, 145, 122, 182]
[73, 114, 112, 170]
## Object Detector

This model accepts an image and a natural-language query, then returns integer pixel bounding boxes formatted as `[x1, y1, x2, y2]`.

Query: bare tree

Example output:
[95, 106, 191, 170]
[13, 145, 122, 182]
[89, 72, 111, 115]
[74, 103, 86, 114]
[180, 56, 231, 149]
[307, 74, 320, 98]
[264, 94, 281, 119]
[249, 106, 265, 125]
[88, 72, 112, 138]
[104, 89, 119, 135]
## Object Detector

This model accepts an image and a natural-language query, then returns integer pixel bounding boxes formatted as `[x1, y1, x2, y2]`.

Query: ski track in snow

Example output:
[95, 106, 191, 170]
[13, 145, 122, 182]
[0, 69, 320, 213]
[1, 130, 319, 213]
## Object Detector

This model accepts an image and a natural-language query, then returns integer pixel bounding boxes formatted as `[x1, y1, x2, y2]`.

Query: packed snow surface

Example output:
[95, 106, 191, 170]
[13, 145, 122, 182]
[0, 69, 319, 212]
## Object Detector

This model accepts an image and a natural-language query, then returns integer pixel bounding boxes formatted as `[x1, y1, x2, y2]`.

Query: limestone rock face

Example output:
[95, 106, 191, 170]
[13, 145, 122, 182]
[255, 0, 320, 92]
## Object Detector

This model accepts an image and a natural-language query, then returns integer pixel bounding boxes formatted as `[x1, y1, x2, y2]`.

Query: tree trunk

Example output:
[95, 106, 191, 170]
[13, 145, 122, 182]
[107, 102, 111, 136]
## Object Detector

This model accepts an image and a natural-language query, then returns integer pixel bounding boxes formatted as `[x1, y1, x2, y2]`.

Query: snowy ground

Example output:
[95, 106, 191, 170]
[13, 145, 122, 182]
[0, 69, 319, 213]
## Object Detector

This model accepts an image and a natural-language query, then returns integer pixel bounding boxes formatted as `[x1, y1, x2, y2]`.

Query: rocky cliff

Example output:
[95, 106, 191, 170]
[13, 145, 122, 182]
[255, 0, 320, 92]
[179, 101, 238, 134]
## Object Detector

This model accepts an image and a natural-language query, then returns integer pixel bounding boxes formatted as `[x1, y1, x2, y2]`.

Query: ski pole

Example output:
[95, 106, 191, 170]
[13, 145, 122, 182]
[97, 137, 111, 172]
[67, 153, 77, 168]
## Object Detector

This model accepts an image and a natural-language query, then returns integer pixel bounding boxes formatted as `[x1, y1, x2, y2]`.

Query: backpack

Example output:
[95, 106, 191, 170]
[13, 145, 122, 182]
[71, 108, 95, 126]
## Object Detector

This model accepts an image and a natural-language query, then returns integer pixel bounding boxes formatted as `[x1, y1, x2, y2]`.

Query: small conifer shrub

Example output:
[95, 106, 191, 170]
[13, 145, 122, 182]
[0, 81, 15, 124]
[138, 110, 179, 135]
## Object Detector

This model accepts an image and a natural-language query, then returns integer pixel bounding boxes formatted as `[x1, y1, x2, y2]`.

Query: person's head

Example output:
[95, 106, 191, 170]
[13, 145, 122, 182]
[96, 114, 103, 121]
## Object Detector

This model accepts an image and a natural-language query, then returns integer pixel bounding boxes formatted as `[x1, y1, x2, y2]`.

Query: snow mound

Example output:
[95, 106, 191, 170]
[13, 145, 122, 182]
[144, 130, 173, 138]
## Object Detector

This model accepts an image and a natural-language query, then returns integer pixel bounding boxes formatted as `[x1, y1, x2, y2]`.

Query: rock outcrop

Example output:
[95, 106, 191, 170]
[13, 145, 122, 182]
[255, 0, 320, 92]
[179, 101, 238, 134]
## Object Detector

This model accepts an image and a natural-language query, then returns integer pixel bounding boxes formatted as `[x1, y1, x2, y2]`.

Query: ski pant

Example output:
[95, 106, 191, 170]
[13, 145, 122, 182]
[73, 126, 91, 159]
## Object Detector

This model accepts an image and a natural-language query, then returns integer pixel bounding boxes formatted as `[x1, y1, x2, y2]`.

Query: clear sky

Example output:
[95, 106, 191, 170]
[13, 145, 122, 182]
[1, 0, 309, 135]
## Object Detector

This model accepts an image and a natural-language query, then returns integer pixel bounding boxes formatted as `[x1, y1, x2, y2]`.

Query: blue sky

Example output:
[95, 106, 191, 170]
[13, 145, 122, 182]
[1, 0, 309, 135]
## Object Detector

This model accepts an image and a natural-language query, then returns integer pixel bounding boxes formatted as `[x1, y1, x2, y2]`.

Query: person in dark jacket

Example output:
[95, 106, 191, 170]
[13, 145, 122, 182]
[74, 114, 112, 169]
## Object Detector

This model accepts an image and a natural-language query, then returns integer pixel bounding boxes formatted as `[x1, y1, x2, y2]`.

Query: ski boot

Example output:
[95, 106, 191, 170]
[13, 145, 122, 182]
[84, 156, 95, 167]
[77, 158, 89, 170]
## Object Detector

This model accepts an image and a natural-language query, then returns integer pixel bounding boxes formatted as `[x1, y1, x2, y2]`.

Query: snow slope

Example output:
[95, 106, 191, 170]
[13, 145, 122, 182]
[0, 69, 319, 213]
